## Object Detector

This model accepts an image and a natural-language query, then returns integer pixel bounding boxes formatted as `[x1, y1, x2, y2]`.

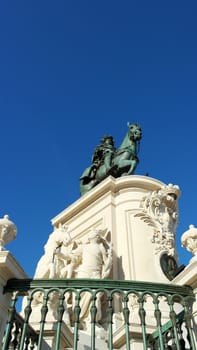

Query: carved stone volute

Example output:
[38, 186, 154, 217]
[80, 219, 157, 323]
[135, 184, 180, 256]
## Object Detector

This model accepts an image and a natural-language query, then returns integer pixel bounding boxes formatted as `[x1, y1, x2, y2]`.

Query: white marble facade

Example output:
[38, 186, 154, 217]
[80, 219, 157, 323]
[47, 175, 180, 283]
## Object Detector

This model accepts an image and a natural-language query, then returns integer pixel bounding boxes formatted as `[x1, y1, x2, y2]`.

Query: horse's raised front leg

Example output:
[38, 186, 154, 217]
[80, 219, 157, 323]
[127, 159, 138, 175]
[118, 159, 138, 176]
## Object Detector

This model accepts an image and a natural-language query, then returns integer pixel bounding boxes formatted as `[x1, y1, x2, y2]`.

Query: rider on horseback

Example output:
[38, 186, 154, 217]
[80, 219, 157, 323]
[80, 123, 142, 196]
[86, 135, 115, 180]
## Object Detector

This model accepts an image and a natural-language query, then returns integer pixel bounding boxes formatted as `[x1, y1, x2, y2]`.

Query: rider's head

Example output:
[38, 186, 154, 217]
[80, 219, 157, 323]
[101, 135, 114, 147]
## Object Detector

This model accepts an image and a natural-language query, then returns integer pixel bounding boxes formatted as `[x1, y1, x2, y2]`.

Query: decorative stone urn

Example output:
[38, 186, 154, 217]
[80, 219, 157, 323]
[181, 224, 197, 262]
[0, 215, 17, 251]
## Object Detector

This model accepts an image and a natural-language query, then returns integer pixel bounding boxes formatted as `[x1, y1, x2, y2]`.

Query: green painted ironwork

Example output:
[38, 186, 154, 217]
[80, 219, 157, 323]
[2, 278, 196, 350]
[148, 302, 196, 350]
[4, 278, 194, 295]
[73, 292, 81, 350]
[90, 294, 97, 350]
[54, 292, 64, 350]
[183, 301, 196, 350]
[2, 292, 18, 350]
[123, 294, 131, 350]
[107, 295, 113, 350]
[138, 294, 147, 350]
[18, 293, 34, 350]
[2, 292, 38, 350]
[37, 291, 48, 349]
[153, 296, 164, 350]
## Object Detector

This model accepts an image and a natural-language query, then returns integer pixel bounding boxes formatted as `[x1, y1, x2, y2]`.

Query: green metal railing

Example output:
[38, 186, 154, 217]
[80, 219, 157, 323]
[2, 278, 196, 350]
[2, 305, 38, 350]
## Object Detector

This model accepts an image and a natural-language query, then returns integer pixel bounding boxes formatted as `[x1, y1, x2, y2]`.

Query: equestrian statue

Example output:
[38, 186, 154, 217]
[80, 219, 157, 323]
[80, 122, 142, 196]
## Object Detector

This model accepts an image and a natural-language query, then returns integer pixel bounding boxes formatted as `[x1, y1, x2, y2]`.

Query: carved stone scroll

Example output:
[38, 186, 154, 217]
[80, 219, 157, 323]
[135, 184, 180, 256]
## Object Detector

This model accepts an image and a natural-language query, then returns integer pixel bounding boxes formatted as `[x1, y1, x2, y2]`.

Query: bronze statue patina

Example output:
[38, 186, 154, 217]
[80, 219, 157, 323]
[80, 122, 142, 196]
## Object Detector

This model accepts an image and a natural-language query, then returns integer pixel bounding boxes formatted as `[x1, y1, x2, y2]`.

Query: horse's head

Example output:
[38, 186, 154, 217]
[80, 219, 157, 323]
[127, 122, 142, 141]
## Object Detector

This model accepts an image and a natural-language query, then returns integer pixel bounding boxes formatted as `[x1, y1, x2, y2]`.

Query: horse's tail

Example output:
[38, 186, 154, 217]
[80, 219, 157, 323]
[79, 167, 91, 180]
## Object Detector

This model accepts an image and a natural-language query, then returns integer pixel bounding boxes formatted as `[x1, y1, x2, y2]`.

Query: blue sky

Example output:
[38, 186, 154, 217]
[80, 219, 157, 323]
[0, 1, 197, 277]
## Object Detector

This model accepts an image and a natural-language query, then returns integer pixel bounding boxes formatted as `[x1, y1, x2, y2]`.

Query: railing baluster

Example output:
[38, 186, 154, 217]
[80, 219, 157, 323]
[18, 293, 33, 350]
[29, 336, 36, 350]
[168, 299, 181, 350]
[11, 321, 20, 349]
[183, 301, 196, 350]
[107, 293, 113, 350]
[37, 291, 48, 350]
[2, 292, 18, 350]
[90, 292, 97, 350]
[24, 334, 30, 350]
[123, 293, 131, 350]
[138, 293, 147, 350]
[73, 292, 81, 350]
[177, 321, 186, 349]
[2, 278, 196, 350]
[154, 295, 164, 350]
[54, 292, 65, 350]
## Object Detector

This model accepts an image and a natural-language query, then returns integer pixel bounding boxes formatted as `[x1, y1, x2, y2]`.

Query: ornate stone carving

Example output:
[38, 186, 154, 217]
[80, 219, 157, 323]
[0, 215, 17, 251]
[135, 184, 180, 255]
[31, 226, 113, 329]
[181, 224, 197, 262]
[70, 228, 113, 330]
[34, 223, 78, 279]
[34, 225, 112, 282]
[72, 228, 113, 279]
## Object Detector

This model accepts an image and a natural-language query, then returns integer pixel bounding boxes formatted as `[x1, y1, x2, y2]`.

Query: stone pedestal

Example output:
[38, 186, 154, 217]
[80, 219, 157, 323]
[0, 250, 28, 343]
[51, 175, 180, 283]
[28, 175, 181, 349]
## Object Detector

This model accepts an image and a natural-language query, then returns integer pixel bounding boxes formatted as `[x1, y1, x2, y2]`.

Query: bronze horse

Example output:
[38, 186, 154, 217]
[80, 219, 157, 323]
[80, 122, 142, 195]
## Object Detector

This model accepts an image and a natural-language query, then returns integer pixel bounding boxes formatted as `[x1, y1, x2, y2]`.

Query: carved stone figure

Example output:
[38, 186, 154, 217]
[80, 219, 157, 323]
[80, 122, 142, 195]
[34, 224, 77, 279]
[31, 226, 112, 329]
[70, 228, 113, 329]
[30, 224, 78, 326]
[72, 229, 112, 279]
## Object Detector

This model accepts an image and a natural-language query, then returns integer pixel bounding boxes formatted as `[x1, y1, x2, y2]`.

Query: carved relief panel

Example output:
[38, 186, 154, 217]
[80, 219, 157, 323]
[135, 184, 180, 257]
